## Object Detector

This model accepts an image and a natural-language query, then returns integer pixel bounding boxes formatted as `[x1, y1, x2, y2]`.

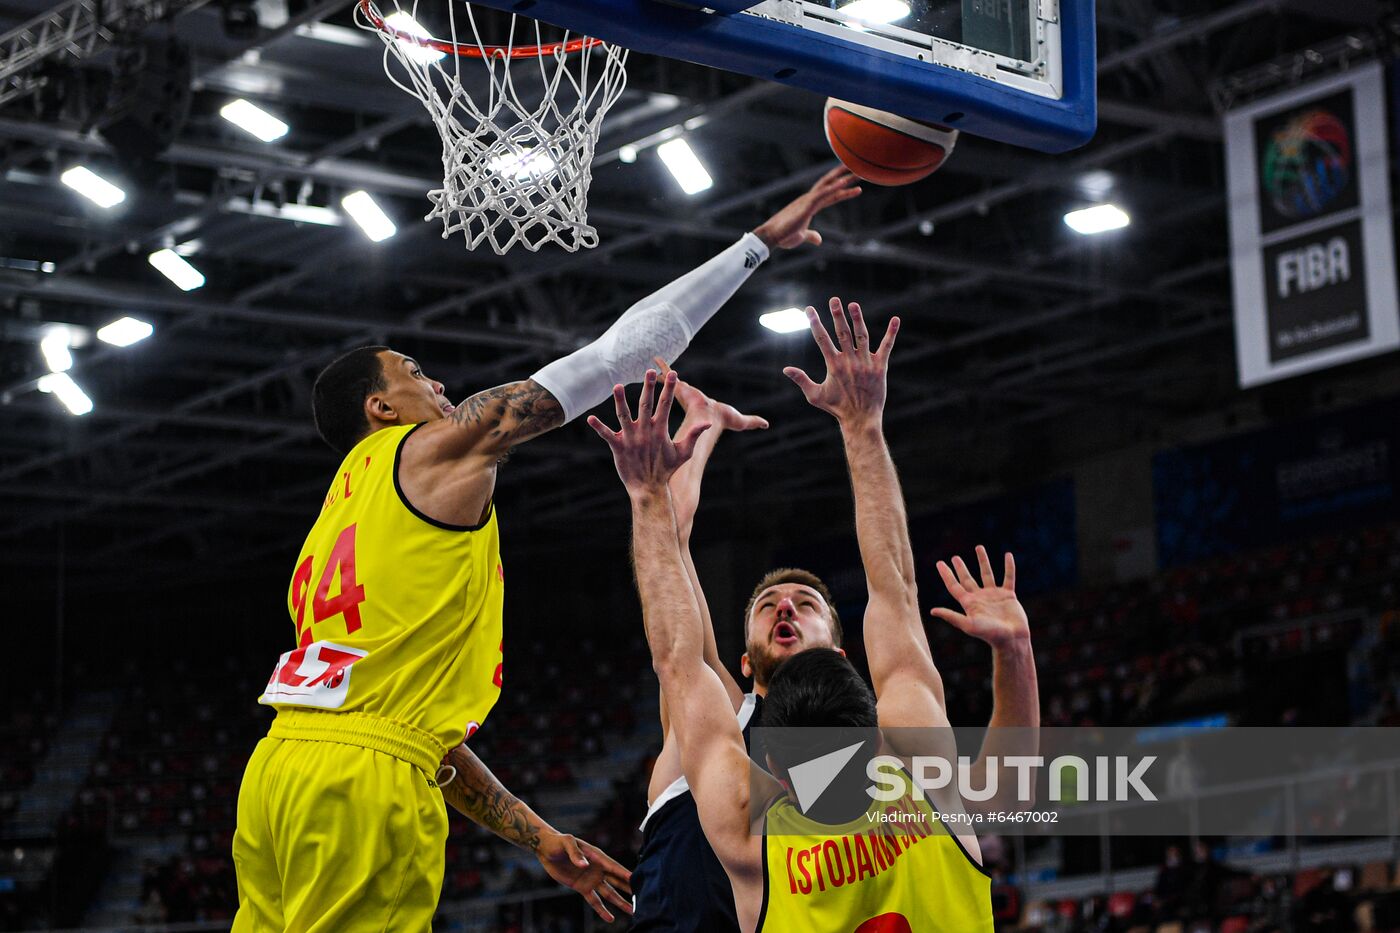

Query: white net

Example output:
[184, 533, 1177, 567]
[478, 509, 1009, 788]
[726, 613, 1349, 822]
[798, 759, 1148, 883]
[356, 0, 628, 253]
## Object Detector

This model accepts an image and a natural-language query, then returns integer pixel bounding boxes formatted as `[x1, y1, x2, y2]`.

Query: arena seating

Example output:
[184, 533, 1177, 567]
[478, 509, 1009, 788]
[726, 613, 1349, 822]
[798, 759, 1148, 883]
[1002, 858, 1400, 932]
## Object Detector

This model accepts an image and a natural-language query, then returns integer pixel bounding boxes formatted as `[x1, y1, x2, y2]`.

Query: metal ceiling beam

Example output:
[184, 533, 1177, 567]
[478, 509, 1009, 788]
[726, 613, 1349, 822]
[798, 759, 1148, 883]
[1097, 99, 1222, 141]
[1097, 0, 1280, 74]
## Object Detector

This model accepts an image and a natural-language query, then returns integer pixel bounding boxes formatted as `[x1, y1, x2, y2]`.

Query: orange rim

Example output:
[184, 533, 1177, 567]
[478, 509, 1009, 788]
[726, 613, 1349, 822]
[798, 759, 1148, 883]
[358, 0, 605, 59]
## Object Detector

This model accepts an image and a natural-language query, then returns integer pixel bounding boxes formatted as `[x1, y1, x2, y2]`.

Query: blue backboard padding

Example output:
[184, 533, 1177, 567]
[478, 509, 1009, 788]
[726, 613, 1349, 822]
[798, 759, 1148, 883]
[477, 0, 1097, 153]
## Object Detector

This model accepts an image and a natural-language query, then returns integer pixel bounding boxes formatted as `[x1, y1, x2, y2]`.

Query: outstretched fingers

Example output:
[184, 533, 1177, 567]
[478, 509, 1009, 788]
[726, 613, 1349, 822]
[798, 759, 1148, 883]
[815, 166, 854, 191]
[583, 841, 633, 893]
[652, 370, 679, 425]
[601, 881, 633, 915]
[936, 559, 970, 602]
[875, 316, 900, 362]
[813, 178, 863, 211]
[828, 296, 855, 351]
[929, 606, 973, 633]
[674, 421, 712, 462]
[637, 369, 658, 422]
[611, 383, 631, 427]
[951, 555, 979, 591]
[847, 301, 870, 349]
[976, 544, 996, 587]
[783, 366, 820, 403]
[805, 306, 840, 360]
[1004, 552, 1017, 592]
[586, 414, 621, 449]
[584, 889, 615, 923]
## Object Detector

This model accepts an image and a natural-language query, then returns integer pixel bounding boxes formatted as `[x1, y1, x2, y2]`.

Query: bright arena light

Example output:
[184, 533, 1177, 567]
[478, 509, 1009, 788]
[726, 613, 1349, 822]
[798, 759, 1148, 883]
[490, 150, 557, 181]
[60, 166, 126, 208]
[37, 372, 93, 415]
[40, 325, 73, 372]
[1064, 203, 1131, 235]
[618, 145, 638, 164]
[657, 139, 713, 195]
[839, 0, 912, 24]
[759, 308, 811, 334]
[220, 99, 290, 142]
[148, 248, 207, 291]
[341, 191, 397, 242]
[97, 317, 154, 347]
[384, 12, 447, 65]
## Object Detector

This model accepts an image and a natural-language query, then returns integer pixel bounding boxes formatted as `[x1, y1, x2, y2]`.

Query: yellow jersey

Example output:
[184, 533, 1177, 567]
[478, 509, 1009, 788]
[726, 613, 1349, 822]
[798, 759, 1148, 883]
[258, 423, 504, 758]
[758, 770, 992, 933]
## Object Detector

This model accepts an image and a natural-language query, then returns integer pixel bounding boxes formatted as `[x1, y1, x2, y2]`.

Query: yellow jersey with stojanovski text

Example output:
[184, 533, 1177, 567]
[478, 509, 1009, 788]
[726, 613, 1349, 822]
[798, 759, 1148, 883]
[758, 769, 992, 933]
[258, 422, 504, 757]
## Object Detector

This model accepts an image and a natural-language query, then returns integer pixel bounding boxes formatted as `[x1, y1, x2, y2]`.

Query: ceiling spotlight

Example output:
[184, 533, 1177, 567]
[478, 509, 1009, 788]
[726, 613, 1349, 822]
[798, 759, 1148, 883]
[759, 308, 811, 334]
[341, 191, 397, 242]
[618, 145, 638, 164]
[97, 317, 154, 347]
[220, 98, 290, 142]
[294, 21, 374, 47]
[40, 325, 73, 373]
[1064, 203, 1131, 236]
[839, 0, 911, 24]
[37, 372, 94, 415]
[60, 166, 126, 208]
[657, 138, 713, 196]
[149, 248, 207, 291]
[384, 12, 447, 65]
[225, 197, 342, 226]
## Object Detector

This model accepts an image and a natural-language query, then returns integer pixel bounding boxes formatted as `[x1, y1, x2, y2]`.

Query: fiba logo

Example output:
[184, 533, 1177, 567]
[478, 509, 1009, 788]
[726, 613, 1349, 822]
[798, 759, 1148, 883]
[1261, 109, 1352, 221]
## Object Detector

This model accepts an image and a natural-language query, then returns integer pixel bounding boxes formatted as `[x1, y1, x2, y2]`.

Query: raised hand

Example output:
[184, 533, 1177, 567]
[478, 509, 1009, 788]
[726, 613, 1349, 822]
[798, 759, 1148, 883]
[784, 297, 899, 426]
[753, 167, 862, 250]
[535, 831, 634, 923]
[655, 358, 769, 435]
[930, 546, 1030, 649]
[588, 370, 710, 495]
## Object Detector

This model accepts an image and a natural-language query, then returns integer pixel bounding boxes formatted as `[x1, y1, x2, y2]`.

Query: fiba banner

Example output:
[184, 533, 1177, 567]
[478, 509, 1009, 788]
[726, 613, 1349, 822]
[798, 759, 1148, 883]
[1225, 63, 1399, 387]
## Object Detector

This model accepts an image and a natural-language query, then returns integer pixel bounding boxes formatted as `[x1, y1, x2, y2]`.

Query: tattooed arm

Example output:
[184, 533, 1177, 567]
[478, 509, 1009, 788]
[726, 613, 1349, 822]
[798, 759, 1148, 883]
[446, 378, 567, 457]
[442, 743, 634, 922]
[441, 741, 551, 850]
[397, 378, 565, 525]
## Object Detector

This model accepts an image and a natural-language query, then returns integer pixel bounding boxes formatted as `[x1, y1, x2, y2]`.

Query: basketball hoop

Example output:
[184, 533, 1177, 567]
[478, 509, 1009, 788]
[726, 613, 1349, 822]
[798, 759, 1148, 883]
[356, 0, 628, 253]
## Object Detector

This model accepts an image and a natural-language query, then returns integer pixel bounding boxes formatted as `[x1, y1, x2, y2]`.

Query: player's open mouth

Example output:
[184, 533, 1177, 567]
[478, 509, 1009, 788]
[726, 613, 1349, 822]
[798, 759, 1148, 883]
[773, 622, 798, 646]
[441, 403, 455, 415]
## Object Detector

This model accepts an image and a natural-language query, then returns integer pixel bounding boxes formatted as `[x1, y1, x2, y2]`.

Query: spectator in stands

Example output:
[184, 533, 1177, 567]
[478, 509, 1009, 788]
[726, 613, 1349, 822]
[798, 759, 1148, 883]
[1184, 839, 1231, 922]
[1294, 869, 1355, 932]
[1153, 844, 1189, 920]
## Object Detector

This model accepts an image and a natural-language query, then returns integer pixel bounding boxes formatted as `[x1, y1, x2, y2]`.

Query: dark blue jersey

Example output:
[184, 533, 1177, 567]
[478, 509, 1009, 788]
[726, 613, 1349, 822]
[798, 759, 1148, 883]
[630, 693, 763, 932]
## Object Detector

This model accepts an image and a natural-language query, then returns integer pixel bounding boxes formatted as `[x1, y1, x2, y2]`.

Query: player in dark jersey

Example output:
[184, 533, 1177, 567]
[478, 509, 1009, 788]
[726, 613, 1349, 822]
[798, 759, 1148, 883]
[625, 302, 1040, 930]
[627, 376, 773, 931]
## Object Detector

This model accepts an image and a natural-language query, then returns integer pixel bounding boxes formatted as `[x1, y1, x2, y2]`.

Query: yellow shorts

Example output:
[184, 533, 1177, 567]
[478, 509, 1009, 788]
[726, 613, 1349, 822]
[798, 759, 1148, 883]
[232, 711, 449, 933]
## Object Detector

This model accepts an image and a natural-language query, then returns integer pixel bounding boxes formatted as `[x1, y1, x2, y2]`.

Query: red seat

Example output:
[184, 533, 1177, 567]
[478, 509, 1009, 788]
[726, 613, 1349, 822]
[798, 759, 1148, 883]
[1108, 891, 1136, 918]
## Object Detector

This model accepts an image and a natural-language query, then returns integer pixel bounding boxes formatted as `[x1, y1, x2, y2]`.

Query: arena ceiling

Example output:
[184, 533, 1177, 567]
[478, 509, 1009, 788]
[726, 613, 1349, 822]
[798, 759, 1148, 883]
[0, 0, 1396, 592]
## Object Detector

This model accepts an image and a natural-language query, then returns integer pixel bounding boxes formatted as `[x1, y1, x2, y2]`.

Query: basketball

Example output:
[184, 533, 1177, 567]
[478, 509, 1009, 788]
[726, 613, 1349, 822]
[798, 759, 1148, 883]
[823, 98, 959, 187]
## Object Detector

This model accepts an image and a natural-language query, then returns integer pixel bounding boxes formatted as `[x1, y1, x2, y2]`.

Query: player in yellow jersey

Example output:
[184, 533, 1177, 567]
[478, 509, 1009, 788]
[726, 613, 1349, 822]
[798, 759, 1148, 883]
[591, 299, 1038, 931]
[231, 169, 864, 933]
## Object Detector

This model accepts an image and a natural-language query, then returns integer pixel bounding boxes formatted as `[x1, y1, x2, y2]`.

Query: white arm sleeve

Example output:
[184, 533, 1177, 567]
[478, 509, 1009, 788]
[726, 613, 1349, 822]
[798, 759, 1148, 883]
[531, 233, 770, 422]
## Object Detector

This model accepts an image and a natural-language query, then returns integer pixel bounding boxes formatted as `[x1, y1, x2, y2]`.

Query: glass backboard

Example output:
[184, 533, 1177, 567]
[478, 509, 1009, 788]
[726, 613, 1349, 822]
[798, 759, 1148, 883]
[467, 0, 1096, 152]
